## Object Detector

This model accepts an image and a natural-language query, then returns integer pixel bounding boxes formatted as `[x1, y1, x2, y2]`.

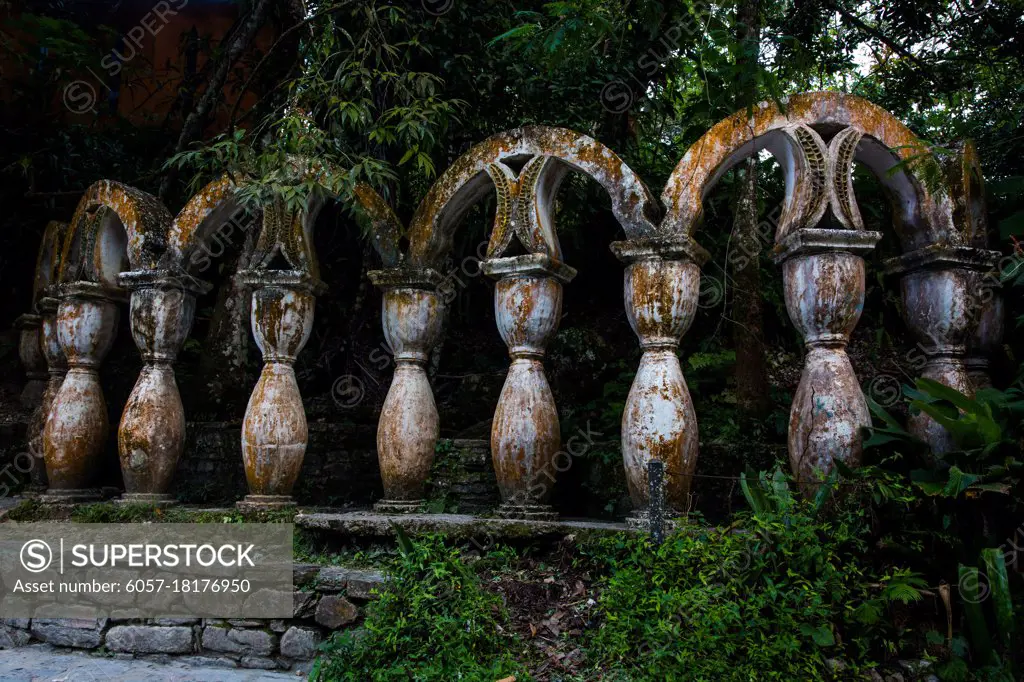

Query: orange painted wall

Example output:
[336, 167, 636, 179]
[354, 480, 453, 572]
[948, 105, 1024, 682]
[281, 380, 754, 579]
[0, 2, 278, 131]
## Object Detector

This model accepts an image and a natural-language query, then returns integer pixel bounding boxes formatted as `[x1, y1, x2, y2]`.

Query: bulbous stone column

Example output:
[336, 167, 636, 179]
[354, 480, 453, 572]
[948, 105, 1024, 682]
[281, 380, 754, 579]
[116, 271, 210, 506]
[23, 303, 60, 493]
[611, 238, 707, 525]
[773, 228, 881, 494]
[966, 291, 1004, 390]
[481, 254, 575, 520]
[887, 246, 1000, 453]
[237, 270, 324, 511]
[367, 268, 444, 514]
[42, 282, 123, 503]
[15, 314, 47, 409]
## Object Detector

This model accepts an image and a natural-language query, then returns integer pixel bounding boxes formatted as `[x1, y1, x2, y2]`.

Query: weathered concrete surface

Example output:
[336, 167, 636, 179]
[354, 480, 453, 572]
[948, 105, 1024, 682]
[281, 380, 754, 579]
[967, 291, 1004, 389]
[483, 255, 575, 520]
[0, 645, 295, 681]
[15, 314, 46, 409]
[660, 91, 959, 250]
[117, 272, 207, 502]
[27, 297, 68, 490]
[775, 229, 881, 492]
[405, 126, 662, 267]
[61, 181, 171, 288]
[296, 511, 632, 540]
[42, 283, 121, 498]
[611, 241, 704, 516]
[368, 270, 444, 511]
[887, 245, 1000, 453]
[238, 271, 321, 508]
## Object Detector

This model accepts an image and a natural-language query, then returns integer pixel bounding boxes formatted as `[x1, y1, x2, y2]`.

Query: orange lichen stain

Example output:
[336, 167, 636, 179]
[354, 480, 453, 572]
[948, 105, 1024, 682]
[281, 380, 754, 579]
[662, 91, 941, 237]
[169, 175, 235, 257]
[406, 126, 658, 267]
[33, 221, 69, 304]
[62, 179, 172, 279]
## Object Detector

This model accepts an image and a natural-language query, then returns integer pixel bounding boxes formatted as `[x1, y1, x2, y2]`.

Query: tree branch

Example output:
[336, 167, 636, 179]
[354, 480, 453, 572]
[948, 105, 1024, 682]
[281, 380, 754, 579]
[830, 1, 932, 73]
[158, 0, 276, 200]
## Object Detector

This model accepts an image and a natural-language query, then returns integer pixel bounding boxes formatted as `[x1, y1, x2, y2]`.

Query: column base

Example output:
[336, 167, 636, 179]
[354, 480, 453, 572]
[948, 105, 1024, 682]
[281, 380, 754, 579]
[39, 488, 102, 504]
[236, 495, 296, 511]
[116, 493, 179, 507]
[626, 508, 681, 531]
[373, 499, 425, 514]
[495, 502, 557, 521]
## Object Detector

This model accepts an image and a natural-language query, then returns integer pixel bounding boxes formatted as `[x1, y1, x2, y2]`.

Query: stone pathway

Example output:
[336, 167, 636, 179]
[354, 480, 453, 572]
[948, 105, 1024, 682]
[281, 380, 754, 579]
[0, 645, 302, 682]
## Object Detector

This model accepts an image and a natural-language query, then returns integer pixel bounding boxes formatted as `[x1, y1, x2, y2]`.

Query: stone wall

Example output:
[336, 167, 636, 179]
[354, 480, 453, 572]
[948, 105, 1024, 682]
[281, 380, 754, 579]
[175, 422, 382, 506]
[0, 564, 385, 672]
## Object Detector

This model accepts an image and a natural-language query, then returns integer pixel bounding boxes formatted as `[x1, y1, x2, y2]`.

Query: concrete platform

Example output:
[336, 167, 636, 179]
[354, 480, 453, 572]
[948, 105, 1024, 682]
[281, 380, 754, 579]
[295, 510, 634, 540]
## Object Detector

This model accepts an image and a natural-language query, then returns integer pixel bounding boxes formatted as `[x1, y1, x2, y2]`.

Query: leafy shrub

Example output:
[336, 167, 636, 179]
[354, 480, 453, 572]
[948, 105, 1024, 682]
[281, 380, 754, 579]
[311, 531, 525, 682]
[581, 471, 922, 681]
[864, 379, 1024, 679]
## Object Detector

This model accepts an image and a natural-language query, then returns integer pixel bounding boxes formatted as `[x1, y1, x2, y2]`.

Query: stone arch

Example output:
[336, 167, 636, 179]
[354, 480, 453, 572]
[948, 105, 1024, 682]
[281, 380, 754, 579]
[166, 168, 403, 278]
[61, 180, 172, 280]
[33, 221, 69, 303]
[162, 175, 247, 274]
[353, 184, 403, 268]
[405, 126, 662, 267]
[944, 141, 987, 248]
[660, 91, 955, 250]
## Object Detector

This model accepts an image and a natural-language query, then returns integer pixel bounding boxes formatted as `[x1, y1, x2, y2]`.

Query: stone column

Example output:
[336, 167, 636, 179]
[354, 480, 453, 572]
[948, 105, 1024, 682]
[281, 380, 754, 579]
[42, 282, 122, 503]
[367, 268, 444, 514]
[481, 254, 575, 520]
[966, 291, 1004, 390]
[887, 246, 1000, 454]
[22, 306, 57, 493]
[237, 270, 323, 511]
[16, 313, 47, 494]
[15, 314, 47, 409]
[773, 229, 881, 493]
[116, 271, 210, 506]
[611, 238, 707, 525]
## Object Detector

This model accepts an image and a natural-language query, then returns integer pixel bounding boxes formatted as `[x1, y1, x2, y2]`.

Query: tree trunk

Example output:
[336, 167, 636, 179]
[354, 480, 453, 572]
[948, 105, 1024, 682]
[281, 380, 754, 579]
[158, 0, 275, 201]
[730, 0, 772, 418]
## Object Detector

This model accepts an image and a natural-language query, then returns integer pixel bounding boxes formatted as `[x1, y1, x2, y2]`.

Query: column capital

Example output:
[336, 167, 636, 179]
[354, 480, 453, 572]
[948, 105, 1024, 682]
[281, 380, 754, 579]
[118, 269, 212, 296]
[884, 244, 1000, 277]
[53, 280, 128, 304]
[481, 253, 577, 283]
[610, 235, 710, 267]
[236, 268, 327, 296]
[771, 228, 881, 265]
[368, 267, 444, 291]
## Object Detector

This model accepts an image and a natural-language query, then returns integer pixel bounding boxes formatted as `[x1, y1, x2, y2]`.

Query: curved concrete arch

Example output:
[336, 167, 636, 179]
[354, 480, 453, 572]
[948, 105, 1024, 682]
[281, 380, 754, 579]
[353, 184, 405, 268]
[63, 180, 172, 276]
[661, 91, 955, 250]
[33, 221, 69, 303]
[944, 140, 987, 248]
[405, 126, 662, 267]
[166, 168, 407, 276]
[163, 175, 246, 273]
[58, 204, 130, 288]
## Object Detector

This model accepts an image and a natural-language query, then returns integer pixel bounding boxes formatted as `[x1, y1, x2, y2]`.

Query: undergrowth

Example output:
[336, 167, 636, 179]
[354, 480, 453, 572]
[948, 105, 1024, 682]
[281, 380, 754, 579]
[311, 531, 526, 681]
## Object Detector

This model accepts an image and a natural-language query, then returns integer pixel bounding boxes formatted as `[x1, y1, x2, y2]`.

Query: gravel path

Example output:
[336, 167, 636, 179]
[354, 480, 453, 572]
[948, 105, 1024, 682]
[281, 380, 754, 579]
[0, 645, 304, 682]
